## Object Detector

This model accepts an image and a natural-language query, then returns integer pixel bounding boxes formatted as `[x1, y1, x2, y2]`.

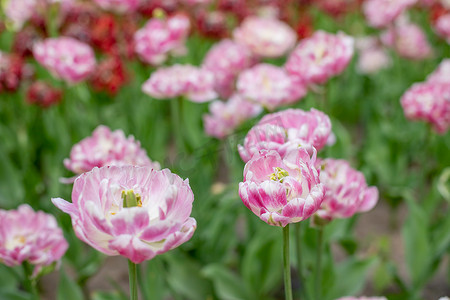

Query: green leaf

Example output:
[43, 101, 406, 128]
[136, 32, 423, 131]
[91, 291, 124, 300]
[57, 269, 84, 300]
[0, 290, 31, 300]
[202, 264, 256, 300]
[165, 253, 213, 300]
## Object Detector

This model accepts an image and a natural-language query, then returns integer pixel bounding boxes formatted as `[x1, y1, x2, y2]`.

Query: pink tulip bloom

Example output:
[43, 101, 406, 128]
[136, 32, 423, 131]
[400, 81, 450, 134]
[134, 14, 190, 65]
[203, 95, 262, 139]
[52, 165, 197, 263]
[93, 0, 140, 13]
[0, 205, 68, 277]
[285, 31, 354, 85]
[239, 149, 324, 227]
[33, 37, 96, 84]
[316, 159, 379, 221]
[236, 64, 307, 111]
[381, 22, 432, 60]
[434, 14, 450, 44]
[427, 59, 450, 84]
[355, 37, 391, 74]
[3, 0, 36, 30]
[203, 39, 255, 99]
[238, 108, 332, 162]
[363, 0, 417, 28]
[336, 297, 387, 300]
[64, 125, 160, 175]
[233, 16, 297, 58]
[142, 64, 217, 102]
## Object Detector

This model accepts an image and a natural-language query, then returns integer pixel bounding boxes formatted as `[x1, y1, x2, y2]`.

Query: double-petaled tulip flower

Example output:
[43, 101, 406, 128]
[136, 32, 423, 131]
[52, 165, 197, 263]
[142, 64, 217, 102]
[400, 81, 450, 134]
[363, 0, 416, 28]
[0, 205, 68, 277]
[134, 14, 190, 65]
[285, 31, 354, 85]
[64, 125, 160, 176]
[355, 37, 391, 74]
[93, 0, 140, 13]
[203, 95, 262, 139]
[203, 39, 255, 99]
[239, 149, 324, 227]
[427, 59, 450, 84]
[233, 16, 297, 58]
[33, 37, 96, 84]
[236, 64, 307, 111]
[238, 108, 332, 162]
[315, 159, 379, 220]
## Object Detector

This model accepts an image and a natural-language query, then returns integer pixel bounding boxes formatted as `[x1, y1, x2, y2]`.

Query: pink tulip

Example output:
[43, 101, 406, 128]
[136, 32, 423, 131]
[239, 149, 324, 227]
[236, 64, 307, 111]
[134, 14, 190, 65]
[238, 108, 332, 162]
[233, 16, 297, 58]
[400, 81, 450, 134]
[355, 37, 391, 74]
[316, 159, 379, 220]
[435, 14, 450, 44]
[203, 39, 255, 99]
[93, 0, 140, 13]
[0, 205, 68, 277]
[33, 37, 96, 84]
[363, 0, 417, 28]
[64, 125, 160, 175]
[286, 31, 354, 85]
[142, 64, 217, 102]
[3, 0, 36, 30]
[52, 165, 197, 263]
[427, 59, 450, 84]
[381, 22, 432, 60]
[203, 95, 262, 139]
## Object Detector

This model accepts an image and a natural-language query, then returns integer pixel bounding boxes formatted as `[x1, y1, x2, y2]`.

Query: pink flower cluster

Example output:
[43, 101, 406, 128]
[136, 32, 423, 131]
[238, 108, 332, 162]
[142, 64, 217, 102]
[203, 95, 262, 139]
[239, 149, 324, 227]
[236, 64, 307, 111]
[203, 39, 255, 99]
[316, 159, 379, 220]
[286, 31, 354, 85]
[33, 37, 96, 84]
[363, 0, 417, 28]
[0, 205, 68, 277]
[381, 21, 432, 60]
[64, 125, 160, 175]
[233, 16, 297, 58]
[93, 0, 140, 13]
[52, 165, 197, 263]
[134, 14, 190, 65]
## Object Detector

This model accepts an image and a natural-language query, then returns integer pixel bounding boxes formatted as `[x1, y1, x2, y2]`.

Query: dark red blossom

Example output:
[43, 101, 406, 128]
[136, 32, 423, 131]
[26, 81, 62, 108]
[90, 56, 128, 95]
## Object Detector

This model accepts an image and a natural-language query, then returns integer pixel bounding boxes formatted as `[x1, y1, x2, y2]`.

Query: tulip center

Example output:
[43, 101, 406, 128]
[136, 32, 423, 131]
[6, 235, 26, 250]
[121, 190, 143, 209]
[270, 167, 289, 182]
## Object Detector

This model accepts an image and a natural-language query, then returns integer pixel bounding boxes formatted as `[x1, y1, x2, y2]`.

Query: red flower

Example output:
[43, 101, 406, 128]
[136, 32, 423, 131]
[26, 81, 63, 108]
[90, 56, 128, 95]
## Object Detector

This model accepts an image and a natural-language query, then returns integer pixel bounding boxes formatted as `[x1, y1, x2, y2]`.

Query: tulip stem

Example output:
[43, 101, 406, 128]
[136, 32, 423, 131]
[22, 262, 39, 300]
[170, 98, 184, 152]
[295, 222, 306, 300]
[283, 224, 293, 300]
[315, 226, 324, 300]
[128, 260, 138, 300]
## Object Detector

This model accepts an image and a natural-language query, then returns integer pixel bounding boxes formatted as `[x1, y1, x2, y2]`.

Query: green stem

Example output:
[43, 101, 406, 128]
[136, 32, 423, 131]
[283, 225, 293, 300]
[315, 226, 324, 300]
[137, 263, 150, 300]
[170, 98, 184, 152]
[22, 262, 39, 300]
[128, 260, 138, 300]
[295, 222, 306, 300]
